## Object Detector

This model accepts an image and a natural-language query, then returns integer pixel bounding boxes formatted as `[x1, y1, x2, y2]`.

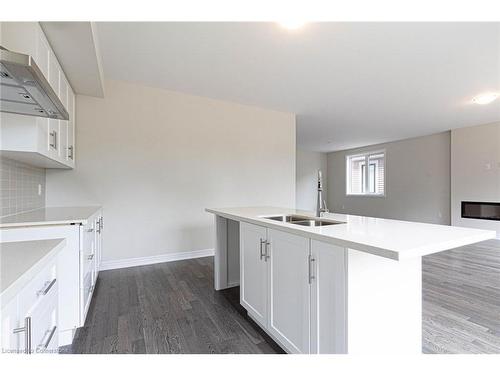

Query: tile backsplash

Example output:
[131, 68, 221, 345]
[0, 156, 46, 217]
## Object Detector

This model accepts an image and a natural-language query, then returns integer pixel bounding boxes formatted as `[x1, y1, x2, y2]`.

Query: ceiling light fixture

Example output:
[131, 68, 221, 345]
[472, 92, 499, 105]
[278, 21, 306, 30]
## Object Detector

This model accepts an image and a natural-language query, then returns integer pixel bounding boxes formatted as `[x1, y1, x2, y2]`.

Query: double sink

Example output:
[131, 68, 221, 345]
[263, 214, 344, 227]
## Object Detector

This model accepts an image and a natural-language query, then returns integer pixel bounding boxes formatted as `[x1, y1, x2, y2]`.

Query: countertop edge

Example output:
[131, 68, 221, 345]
[0, 206, 102, 229]
[206, 208, 497, 261]
[207, 209, 401, 260]
[1, 238, 66, 309]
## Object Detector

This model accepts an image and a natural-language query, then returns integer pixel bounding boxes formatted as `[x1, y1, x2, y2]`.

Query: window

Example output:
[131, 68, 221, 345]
[346, 150, 385, 196]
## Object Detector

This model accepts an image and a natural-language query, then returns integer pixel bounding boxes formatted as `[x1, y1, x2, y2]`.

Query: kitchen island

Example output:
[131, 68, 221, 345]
[206, 206, 496, 354]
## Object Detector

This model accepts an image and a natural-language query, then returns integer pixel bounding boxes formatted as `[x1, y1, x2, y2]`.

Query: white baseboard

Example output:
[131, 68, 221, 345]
[100, 248, 215, 271]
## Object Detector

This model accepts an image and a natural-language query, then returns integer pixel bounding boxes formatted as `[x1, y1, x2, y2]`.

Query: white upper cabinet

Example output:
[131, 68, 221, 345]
[66, 88, 75, 167]
[0, 22, 76, 169]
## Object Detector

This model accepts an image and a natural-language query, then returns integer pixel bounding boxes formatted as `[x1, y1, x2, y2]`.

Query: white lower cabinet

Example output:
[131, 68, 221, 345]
[310, 240, 347, 354]
[0, 209, 103, 350]
[267, 229, 311, 353]
[2, 253, 59, 354]
[240, 222, 268, 327]
[239, 222, 348, 354]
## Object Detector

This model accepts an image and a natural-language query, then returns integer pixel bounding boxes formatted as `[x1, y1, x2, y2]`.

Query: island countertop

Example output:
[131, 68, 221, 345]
[0, 206, 102, 228]
[206, 206, 496, 260]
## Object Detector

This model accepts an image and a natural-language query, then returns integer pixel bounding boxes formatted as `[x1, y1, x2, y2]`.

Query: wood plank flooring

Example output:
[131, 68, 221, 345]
[422, 239, 500, 354]
[63, 239, 500, 354]
[62, 257, 284, 354]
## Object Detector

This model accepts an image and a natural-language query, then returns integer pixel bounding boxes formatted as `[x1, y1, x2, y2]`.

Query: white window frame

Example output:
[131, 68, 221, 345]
[345, 149, 386, 197]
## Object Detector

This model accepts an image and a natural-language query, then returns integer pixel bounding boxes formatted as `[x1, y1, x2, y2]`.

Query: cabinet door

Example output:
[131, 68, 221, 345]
[47, 51, 60, 158]
[66, 88, 75, 165]
[267, 229, 310, 353]
[240, 222, 268, 327]
[1, 298, 20, 353]
[310, 241, 347, 354]
[95, 214, 103, 273]
[35, 29, 50, 80]
[58, 76, 69, 163]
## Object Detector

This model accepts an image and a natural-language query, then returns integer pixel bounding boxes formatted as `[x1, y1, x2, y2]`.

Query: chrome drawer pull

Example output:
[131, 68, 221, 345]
[37, 278, 56, 296]
[38, 325, 57, 351]
[88, 254, 94, 260]
[87, 228, 94, 232]
[13, 317, 32, 354]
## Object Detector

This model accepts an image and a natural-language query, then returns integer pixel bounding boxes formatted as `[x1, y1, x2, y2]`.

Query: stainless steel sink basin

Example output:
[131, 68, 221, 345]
[263, 215, 344, 227]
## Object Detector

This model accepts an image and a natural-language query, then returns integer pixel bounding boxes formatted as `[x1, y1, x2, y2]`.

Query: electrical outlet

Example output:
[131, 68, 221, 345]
[38, 184, 42, 196]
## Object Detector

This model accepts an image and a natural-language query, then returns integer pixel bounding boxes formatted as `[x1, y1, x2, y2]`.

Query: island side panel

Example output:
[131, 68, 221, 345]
[227, 219, 240, 287]
[214, 215, 228, 290]
[214, 215, 241, 290]
[347, 248, 422, 354]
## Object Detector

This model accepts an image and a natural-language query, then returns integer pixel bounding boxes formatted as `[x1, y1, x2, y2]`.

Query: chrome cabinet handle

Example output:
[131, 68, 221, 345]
[259, 239, 266, 260]
[68, 145, 74, 160]
[37, 278, 56, 296]
[88, 254, 94, 261]
[264, 241, 271, 261]
[87, 228, 94, 232]
[13, 317, 32, 354]
[38, 325, 57, 351]
[308, 255, 316, 284]
[49, 130, 58, 150]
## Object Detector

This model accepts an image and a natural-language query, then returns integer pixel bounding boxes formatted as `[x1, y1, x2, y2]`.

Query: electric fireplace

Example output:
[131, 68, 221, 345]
[461, 201, 500, 221]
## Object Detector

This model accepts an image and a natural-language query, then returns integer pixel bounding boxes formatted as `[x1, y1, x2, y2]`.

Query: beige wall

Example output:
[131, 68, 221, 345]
[46, 80, 296, 262]
[451, 121, 500, 237]
[296, 149, 327, 212]
[326, 132, 451, 224]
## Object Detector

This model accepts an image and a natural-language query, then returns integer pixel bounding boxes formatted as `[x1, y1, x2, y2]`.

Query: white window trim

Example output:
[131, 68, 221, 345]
[345, 149, 386, 198]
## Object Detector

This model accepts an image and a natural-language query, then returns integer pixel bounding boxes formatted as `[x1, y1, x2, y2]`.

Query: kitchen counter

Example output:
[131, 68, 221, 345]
[0, 239, 65, 308]
[206, 206, 496, 260]
[0, 206, 102, 228]
[206, 206, 497, 354]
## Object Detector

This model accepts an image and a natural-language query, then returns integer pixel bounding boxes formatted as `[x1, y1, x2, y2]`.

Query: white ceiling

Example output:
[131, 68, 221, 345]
[96, 22, 500, 152]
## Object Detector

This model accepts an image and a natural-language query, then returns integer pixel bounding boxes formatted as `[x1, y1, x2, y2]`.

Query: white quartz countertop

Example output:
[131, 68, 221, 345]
[1, 239, 66, 308]
[206, 206, 497, 260]
[0, 206, 101, 228]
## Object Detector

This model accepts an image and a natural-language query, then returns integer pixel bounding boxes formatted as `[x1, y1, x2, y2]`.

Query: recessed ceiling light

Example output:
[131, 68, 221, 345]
[278, 21, 306, 30]
[472, 92, 499, 105]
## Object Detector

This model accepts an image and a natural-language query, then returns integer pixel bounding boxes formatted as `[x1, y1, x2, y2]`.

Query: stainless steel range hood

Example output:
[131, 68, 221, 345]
[0, 46, 69, 120]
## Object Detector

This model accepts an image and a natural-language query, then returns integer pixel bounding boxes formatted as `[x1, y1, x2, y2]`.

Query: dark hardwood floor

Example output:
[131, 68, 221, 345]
[62, 256, 284, 354]
[63, 239, 500, 354]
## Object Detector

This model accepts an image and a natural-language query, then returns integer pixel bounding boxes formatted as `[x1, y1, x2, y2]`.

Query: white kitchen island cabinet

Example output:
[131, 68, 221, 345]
[240, 222, 268, 327]
[267, 228, 311, 354]
[207, 206, 496, 354]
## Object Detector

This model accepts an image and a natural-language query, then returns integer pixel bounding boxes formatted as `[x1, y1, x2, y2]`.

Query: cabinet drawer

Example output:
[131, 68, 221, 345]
[27, 291, 58, 354]
[81, 222, 96, 257]
[18, 258, 57, 317]
[82, 262, 96, 315]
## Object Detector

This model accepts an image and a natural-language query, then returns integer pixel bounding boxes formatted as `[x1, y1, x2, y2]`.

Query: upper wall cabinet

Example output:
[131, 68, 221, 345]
[0, 22, 76, 169]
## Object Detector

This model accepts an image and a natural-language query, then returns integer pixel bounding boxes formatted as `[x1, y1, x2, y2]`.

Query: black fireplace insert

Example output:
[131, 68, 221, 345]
[461, 201, 500, 221]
